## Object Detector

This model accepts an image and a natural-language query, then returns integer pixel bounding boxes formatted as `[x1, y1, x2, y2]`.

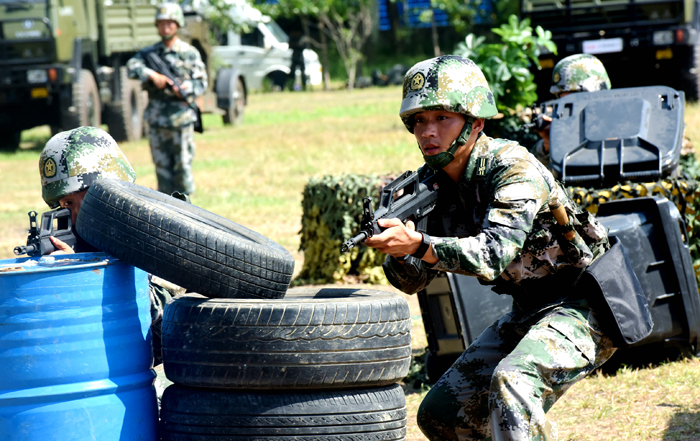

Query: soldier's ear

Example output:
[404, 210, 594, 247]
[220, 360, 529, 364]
[472, 118, 485, 134]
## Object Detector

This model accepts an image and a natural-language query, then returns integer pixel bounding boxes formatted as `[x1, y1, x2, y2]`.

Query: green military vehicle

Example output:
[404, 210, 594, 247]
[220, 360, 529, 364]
[521, 0, 700, 101]
[0, 0, 246, 151]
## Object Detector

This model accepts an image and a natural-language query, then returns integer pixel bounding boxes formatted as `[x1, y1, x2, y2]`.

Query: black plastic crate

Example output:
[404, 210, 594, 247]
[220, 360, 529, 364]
[417, 273, 511, 382]
[548, 86, 684, 188]
[417, 197, 700, 381]
[596, 197, 700, 350]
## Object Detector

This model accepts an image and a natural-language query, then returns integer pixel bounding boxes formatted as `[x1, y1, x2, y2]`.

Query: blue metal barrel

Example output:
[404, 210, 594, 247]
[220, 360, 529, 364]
[0, 253, 157, 441]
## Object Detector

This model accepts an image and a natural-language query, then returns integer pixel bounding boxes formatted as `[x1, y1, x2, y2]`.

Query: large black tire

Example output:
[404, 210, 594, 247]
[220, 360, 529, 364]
[222, 77, 245, 126]
[105, 66, 145, 142]
[161, 287, 412, 389]
[76, 180, 294, 299]
[159, 384, 407, 441]
[0, 129, 21, 152]
[61, 69, 101, 130]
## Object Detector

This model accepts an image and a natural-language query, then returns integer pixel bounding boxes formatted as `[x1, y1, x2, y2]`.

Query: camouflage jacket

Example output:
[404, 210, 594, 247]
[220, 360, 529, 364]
[127, 39, 207, 128]
[384, 134, 609, 295]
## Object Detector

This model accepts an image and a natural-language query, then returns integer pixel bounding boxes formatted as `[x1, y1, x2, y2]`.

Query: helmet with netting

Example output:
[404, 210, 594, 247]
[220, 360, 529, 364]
[399, 55, 498, 134]
[550, 54, 611, 97]
[155, 2, 185, 27]
[40, 126, 136, 208]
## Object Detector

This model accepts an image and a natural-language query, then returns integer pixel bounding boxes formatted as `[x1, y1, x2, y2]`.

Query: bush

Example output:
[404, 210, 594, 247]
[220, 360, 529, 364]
[296, 174, 391, 285]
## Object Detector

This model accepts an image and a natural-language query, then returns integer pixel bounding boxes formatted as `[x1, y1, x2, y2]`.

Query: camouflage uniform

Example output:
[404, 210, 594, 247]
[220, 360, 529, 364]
[529, 54, 612, 167]
[40, 126, 173, 365]
[389, 56, 617, 441]
[127, 26, 207, 195]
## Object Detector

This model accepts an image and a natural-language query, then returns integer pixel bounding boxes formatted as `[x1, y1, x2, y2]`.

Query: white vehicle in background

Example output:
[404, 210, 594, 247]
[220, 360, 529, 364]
[210, 3, 323, 91]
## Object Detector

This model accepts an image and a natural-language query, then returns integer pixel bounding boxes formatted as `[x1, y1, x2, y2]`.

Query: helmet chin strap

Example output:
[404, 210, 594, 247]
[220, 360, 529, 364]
[422, 118, 475, 170]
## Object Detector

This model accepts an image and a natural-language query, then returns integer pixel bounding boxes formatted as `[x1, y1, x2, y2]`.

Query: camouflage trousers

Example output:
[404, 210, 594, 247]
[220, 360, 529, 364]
[417, 301, 616, 441]
[149, 124, 196, 195]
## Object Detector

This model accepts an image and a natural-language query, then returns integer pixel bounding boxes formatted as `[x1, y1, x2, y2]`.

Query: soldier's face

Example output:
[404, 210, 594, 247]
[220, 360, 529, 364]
[59, 190, 87, 226]
[157, 20, 178, 39]
[413, 110, 466, 156]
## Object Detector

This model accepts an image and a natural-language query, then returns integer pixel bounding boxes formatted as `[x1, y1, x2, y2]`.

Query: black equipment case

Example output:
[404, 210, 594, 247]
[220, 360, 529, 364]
[547, 86, 685, 188]
[418, 196, 700, 381]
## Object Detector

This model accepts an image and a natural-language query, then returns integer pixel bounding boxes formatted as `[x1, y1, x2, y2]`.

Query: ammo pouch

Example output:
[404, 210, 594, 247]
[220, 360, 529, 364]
[577, 236, 653, 348]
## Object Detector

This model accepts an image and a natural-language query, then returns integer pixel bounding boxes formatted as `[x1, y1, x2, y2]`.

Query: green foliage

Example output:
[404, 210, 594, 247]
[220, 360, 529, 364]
[410, 0, 479, 34]
[296, 174, 388, 285]
[454, 15, 557, 113]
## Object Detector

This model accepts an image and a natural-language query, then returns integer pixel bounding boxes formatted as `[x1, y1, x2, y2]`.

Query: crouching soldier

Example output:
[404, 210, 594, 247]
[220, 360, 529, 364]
[363, 56, 619, 440]
[39, 126, 175, 365]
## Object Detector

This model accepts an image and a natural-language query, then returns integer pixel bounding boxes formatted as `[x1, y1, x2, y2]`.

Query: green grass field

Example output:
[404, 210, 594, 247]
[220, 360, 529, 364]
[1, 87, 700, 440]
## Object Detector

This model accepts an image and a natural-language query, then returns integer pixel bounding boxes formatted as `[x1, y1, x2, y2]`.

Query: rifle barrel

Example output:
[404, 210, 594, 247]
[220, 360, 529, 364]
[341, 231, 369, 253]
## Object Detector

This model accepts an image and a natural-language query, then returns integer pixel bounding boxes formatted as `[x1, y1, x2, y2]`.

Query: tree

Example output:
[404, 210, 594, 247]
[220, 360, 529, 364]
[454, 14, 557, 114]
[256, 0, 374, 91]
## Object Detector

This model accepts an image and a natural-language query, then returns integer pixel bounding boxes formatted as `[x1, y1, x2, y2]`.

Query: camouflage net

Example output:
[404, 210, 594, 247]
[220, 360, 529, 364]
[297, 156, 700, 288]
[296, 174, 390, 285]
[568, 153, 700, 286]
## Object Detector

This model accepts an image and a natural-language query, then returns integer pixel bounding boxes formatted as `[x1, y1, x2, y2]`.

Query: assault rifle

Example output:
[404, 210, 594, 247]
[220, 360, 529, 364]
[523, 102, 554, 132]
[14, 208, 76, 256]
[341, 170, 440, 258]
[144, 50, 203, 133]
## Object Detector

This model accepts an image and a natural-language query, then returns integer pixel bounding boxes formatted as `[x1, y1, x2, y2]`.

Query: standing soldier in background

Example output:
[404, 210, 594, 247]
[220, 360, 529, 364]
[127, 3, 207, 196]
[530, 54, 611, 167]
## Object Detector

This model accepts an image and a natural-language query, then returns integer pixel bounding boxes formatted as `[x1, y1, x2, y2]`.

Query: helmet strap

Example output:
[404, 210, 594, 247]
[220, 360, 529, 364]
[422, 117, 475, 170]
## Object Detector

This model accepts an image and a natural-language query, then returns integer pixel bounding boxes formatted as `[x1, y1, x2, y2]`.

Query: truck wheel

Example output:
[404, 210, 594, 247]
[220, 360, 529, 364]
[159, 384, 407, 440]
[61, 69, 101, 129]
[0, 130, 21, 152]
[76, 179, 295, 300]
[161, 287, 412, 389]
[106, 67, 145, 142]
[222, 77, 245, 125]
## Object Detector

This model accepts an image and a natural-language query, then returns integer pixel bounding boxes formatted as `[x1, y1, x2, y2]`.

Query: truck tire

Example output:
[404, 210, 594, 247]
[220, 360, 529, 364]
[76, 179, 295, 300]
[0, 130, 21, 152]
[159, 384, 407, 441]
[222, 77, 245, 125]
[161, 288, 412, 389]
[106, 66, 145, 142]
[61, 69, 101, 130]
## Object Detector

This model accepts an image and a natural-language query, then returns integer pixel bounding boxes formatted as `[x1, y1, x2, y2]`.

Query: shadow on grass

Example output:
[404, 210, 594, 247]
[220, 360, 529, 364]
[661, 406, 700, 440]
[598, 344, 697, 376]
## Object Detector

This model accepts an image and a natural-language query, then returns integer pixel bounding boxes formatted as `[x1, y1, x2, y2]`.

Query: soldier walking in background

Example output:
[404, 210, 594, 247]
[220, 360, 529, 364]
[364, 56, 620, 440]
[127, 3, 207, 196]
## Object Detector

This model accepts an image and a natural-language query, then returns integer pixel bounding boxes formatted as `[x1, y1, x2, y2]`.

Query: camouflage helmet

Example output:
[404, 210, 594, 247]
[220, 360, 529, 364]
[399, 55, 498, 133]
[550, 54, 611, 97]
[40, 126, 136, 208]
[400, 56, 498, 170]
[155, 2, 185, 27]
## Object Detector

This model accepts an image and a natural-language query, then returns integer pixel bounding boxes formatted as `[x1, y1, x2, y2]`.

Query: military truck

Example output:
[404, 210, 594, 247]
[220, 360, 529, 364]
[521, 0, 700, 101]
[0, 0, 246, 151]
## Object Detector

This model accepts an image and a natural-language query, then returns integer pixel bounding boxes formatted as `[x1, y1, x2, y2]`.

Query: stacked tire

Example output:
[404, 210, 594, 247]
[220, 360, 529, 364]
[159, 288, 412, 440]
[76, 180, 413, 440]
